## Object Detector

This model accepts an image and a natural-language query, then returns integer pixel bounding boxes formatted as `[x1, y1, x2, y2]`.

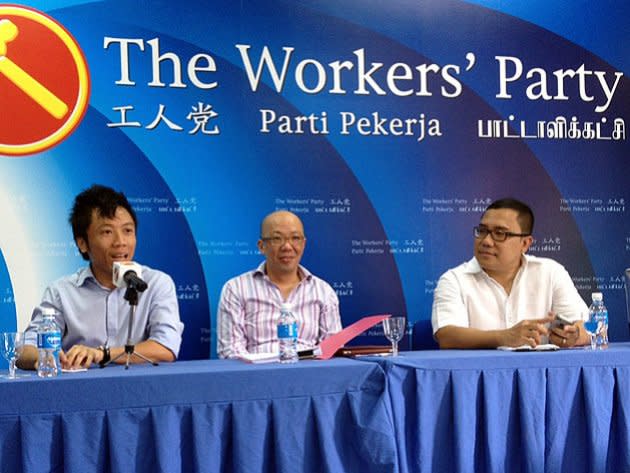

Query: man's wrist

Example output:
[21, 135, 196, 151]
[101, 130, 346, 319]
[98, 345, 110, 367]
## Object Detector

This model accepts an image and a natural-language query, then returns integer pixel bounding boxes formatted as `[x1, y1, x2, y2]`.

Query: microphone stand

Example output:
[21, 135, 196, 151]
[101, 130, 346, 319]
[102, 282, 158, 369]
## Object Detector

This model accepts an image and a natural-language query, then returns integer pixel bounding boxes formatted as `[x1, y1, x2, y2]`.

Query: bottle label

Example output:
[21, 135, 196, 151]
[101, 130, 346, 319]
[38, 332, 62, 350]
[277, 322, 298, 339]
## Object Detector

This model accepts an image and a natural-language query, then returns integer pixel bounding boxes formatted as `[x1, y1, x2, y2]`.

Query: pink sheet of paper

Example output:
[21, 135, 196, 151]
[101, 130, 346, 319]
[317, 314, 391, 360]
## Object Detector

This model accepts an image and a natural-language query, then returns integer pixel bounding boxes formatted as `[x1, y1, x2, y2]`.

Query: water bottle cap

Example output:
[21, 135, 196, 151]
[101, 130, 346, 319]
[591, 292, 603, 301]
[280, 302, 292, 312]
[41, 307, 56, 316]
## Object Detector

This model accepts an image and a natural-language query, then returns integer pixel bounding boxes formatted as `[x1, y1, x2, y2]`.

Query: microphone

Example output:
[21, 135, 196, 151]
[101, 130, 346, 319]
[113, 261, 148, 292]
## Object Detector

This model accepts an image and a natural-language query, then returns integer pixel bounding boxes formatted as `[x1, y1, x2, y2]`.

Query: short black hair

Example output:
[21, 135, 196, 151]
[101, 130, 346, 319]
[70, 184, 137, 260]
[485, 198, 534, 234]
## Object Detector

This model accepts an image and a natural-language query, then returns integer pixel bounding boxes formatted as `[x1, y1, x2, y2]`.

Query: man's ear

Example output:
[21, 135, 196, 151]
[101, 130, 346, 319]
[521, 235, 533, 253]
[76, 237, 89, 255]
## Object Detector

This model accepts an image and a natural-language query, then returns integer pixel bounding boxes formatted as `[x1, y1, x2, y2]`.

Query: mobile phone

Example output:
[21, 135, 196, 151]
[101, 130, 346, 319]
[551, 315, 573, 329]
[298, 348, 315, 359]
[297, 347, 322, 360]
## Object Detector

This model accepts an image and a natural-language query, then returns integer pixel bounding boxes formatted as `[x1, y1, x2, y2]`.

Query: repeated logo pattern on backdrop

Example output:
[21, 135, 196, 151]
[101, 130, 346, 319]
[0, 0, 628, 360]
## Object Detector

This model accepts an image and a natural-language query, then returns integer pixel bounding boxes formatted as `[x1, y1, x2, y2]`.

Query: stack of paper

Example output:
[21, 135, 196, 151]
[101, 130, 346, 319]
[497, 344, 559, 352]
[237, 352, 279, 363]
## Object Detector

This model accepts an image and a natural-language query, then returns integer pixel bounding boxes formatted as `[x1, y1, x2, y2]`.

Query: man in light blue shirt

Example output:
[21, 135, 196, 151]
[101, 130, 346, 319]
[20, 185, 183, 369]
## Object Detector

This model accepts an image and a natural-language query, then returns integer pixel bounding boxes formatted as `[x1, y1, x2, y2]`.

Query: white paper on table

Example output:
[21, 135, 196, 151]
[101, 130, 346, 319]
[237, 352, 279, 364]
[497, 343, 560, 352]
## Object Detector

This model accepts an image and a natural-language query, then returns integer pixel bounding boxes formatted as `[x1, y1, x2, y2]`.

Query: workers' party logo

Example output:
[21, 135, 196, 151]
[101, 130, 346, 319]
[0, 5, 90, 156]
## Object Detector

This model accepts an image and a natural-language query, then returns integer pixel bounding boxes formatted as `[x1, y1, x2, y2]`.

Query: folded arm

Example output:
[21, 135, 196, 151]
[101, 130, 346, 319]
[217, 281, 249, 359]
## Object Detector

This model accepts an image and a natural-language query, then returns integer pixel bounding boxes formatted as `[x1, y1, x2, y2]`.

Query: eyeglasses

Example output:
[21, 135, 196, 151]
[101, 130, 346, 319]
[473, 226, 530, 242]
[261, 235, 306, 247]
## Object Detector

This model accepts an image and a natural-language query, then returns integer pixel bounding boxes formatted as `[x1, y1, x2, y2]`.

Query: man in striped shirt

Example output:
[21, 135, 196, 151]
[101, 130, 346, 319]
[217, 210, 342, 359]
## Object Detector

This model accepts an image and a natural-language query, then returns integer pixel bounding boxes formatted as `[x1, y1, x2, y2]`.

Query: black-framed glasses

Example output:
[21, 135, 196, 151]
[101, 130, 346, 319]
[473, 226, 530, 242]
[261, 235, 306, 247]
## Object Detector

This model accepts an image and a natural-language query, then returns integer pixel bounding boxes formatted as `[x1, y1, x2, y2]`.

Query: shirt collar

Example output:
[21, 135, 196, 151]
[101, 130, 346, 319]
[74, 265, 113, 290]
[74, 265, 95, 286]
[467, 254, 535, 274]
[254, 261, 312, 281]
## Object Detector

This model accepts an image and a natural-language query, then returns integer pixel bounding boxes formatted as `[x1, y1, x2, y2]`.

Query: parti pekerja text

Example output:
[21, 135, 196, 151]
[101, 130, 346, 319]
[259, 109, 442, 142]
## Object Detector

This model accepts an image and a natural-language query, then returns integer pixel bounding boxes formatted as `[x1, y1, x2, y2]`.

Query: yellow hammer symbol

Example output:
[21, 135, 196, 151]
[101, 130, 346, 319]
[0, 19, 68, 119]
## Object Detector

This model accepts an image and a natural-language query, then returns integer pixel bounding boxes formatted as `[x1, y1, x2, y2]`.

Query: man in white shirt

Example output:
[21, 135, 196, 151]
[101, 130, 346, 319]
[432, 198, 589, 349]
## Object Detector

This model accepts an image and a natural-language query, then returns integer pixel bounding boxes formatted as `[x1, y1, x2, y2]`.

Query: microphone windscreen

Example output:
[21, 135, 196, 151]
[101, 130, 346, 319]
[112, 261, 143, 288]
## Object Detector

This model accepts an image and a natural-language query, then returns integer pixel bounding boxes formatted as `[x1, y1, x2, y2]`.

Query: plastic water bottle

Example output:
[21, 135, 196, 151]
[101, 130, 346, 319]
[589, 292, 609, 349]
[277, 303, 298, 363]
[37, 308, 61, 377]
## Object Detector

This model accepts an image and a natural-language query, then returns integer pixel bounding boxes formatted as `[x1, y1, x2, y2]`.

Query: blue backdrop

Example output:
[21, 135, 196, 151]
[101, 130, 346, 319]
[1, 0, 628, 360]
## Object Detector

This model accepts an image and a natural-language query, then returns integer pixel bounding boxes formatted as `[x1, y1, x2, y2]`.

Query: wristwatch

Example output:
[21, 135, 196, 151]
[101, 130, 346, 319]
[98, 345, 111, 367]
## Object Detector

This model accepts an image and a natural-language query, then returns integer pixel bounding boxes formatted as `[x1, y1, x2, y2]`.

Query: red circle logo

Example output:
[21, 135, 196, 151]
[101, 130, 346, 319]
[0, 5, 90, 156]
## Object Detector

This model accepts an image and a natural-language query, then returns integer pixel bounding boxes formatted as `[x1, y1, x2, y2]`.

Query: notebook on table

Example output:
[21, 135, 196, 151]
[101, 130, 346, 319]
[334, 345, 392, 357]
[317, 314, 391, 360]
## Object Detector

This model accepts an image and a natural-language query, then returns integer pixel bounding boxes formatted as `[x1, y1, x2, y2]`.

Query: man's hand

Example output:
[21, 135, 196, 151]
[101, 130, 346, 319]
[500, 314, 554, 348]
[435, 313, 555, 349]
[549, 323, 581, 348]
[60, 344, 103, 369]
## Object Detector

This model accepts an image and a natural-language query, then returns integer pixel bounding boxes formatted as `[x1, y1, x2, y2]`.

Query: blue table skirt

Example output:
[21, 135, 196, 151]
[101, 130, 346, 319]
[0, 359, 399, 473]
[369, 343, 630, 473]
